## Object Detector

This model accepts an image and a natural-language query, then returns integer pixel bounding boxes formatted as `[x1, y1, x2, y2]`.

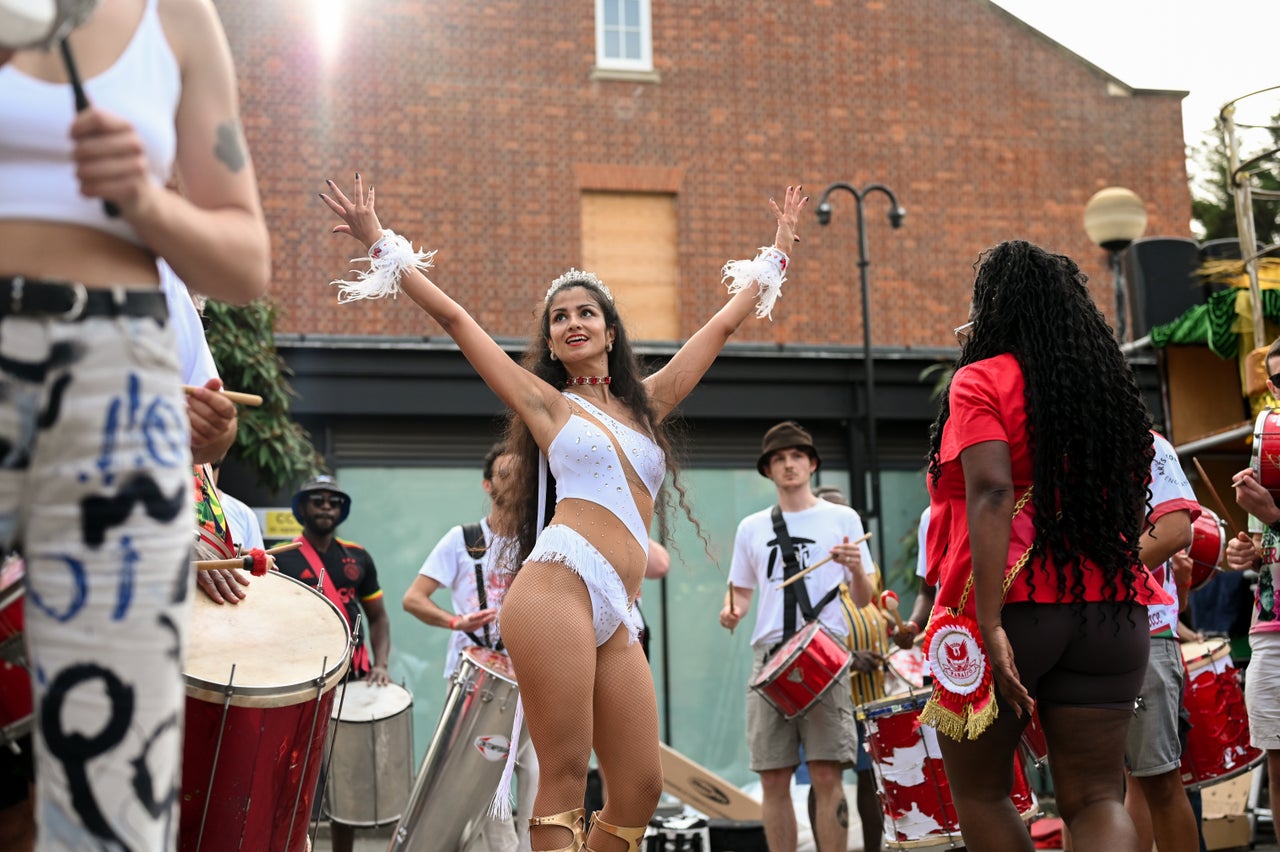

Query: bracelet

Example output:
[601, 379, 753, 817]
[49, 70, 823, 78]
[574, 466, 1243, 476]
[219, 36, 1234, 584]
[449, 615, 460, 630]
[331, 228, 436, 304]
[721, 245, 790, 320]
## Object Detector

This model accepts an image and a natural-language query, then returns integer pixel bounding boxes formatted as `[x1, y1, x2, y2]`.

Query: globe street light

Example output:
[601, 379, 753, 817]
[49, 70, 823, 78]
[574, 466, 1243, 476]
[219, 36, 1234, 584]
[815, 182, 905, 536]
[1083, 187, 1148, 341]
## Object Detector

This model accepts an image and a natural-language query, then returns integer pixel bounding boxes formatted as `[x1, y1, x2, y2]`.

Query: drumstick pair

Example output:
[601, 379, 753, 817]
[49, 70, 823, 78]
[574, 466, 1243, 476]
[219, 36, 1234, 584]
[776, 531, 874, 589]
[194, 540, 300, 571]
[183, 386, 264, 407]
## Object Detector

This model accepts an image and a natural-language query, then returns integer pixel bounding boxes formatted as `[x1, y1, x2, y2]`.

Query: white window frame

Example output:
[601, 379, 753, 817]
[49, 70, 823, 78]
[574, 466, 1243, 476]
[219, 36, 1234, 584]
[595, 0, 652, 72]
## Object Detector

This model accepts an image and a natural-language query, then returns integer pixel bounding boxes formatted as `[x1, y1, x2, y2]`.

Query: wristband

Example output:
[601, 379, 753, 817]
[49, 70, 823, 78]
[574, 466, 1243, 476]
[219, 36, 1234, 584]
[449, 615, 461, 630]
[332, 228, 436, 303]
[721, 245, 789, 320]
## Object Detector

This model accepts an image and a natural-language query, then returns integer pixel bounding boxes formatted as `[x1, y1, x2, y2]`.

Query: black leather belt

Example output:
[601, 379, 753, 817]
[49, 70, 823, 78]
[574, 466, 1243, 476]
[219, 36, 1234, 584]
[0, 275, 168, 323]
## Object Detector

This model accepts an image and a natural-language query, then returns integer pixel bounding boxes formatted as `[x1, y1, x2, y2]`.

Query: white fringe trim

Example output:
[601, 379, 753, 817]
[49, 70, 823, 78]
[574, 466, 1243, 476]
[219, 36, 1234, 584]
[487, 697, 524, 821]
[721, 246, 788, 320]
[330, 229, 436, 303]
[526, 526, 643, 646]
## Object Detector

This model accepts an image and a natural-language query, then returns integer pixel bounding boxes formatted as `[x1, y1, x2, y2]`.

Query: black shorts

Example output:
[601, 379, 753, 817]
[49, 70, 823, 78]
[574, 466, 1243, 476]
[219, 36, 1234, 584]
[1002, 601, 1149, 710]
[0, 735, 33, 810]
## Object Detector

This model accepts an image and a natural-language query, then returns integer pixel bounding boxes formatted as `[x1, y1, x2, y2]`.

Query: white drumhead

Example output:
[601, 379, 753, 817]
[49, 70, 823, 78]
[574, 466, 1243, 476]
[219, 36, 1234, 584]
[185, 570, 351, 707]
[0, 0, 56, 49]
[332, 680, 413, 722]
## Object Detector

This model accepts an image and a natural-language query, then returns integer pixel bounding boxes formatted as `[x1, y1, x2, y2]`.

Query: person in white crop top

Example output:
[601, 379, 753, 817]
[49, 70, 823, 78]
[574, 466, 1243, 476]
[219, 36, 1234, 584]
[0, 1, 268, 848]
[320, 176, 807, 852]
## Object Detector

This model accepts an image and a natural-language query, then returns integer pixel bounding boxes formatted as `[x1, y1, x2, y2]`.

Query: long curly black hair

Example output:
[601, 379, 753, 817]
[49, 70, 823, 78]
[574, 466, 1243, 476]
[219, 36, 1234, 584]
[926, 241, 1154, 603]
[502, 271, 698, 565]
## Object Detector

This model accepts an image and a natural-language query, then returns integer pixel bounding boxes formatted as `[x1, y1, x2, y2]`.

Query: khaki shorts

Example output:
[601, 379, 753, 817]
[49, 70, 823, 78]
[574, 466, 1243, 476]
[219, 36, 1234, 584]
[1246, 631, 1280, 751]
[746, 643, 857, 772]
[1125, 636, 1185, 776]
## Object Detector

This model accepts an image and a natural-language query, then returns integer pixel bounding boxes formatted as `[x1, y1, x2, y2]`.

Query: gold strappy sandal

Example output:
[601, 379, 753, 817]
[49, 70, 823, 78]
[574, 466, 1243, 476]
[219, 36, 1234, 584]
[588, 812, 648, 852]
[529, 807, 587, 852]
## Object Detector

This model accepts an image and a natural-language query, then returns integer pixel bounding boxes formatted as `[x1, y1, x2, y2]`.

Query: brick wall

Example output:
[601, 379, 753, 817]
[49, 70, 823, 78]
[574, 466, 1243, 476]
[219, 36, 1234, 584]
[217, 0, 1190, 348]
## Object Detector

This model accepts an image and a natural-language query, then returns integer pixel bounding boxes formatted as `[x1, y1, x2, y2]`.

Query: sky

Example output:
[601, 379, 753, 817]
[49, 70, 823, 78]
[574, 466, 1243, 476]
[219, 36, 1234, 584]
[989, 0, 1278, 154]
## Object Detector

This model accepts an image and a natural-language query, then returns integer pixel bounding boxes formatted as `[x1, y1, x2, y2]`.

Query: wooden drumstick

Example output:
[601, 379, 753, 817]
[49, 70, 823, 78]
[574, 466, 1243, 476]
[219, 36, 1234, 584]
[193, 540, 301, 571]
[183, 385, 264, 407]
[1192, 457, 1239, 536]
[777, 531, 873, 589]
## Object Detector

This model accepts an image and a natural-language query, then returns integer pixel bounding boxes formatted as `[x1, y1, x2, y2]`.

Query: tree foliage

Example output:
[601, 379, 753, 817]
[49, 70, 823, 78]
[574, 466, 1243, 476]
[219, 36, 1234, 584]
[1190, 111, 1280, 247]
[204, 298, 326, 492]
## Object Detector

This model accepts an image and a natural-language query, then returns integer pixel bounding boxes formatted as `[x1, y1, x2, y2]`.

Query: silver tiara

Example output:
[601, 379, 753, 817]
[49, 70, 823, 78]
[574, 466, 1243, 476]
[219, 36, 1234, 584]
[545, 269, 614, 303]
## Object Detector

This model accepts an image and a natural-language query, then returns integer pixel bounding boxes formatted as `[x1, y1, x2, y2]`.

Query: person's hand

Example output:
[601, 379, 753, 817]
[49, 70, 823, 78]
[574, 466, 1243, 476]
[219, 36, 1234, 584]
[320, 173, 384, 250]
[829, 536, 863, 572]
[450, 608, 498, 632]
[1170, 550, 1194, 586]
[891, 620, 920, 650]
[769, 184, 808, 249]
[849, 649, 885, 673]
[982, 624, 1033, 718]
[719, 602, 742, 632]
[187, 378, 237, 460]
[366, 664, 391, 686]
[1225, 530, 1260, 572]
[196, 567, 250, 605]
[1232, 467, 1280, 522]
[70, 107, 161, 217]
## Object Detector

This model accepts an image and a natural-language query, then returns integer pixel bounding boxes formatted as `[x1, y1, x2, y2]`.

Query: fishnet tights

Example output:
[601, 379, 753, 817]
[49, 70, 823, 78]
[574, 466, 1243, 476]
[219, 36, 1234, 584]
[503, 557, 662, 852]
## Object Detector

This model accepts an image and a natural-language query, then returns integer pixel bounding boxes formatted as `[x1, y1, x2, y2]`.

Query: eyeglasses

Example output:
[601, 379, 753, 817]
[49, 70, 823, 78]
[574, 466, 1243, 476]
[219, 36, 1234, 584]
[953, 321, 974, 345]
[308, 493, 348, 509]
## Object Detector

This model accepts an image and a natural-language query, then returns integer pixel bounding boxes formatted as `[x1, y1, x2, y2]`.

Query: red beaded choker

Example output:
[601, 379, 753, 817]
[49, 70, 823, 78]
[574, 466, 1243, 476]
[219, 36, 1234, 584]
[566, 376, 611, 387]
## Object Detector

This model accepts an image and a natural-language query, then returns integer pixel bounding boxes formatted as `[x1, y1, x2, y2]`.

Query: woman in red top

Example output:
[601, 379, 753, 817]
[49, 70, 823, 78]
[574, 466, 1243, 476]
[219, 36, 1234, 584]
[924, 241, 1168, 851]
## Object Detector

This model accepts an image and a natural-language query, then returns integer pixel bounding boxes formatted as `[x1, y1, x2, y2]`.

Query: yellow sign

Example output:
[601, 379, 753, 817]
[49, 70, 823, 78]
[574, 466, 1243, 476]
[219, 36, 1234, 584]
[264, 509, 302, 540]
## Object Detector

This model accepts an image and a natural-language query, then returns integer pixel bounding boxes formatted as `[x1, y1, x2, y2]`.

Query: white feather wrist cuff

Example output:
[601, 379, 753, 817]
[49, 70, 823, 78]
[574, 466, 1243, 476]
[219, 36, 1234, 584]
[721, 246, 789, 320]
[330, 229, 436, 303]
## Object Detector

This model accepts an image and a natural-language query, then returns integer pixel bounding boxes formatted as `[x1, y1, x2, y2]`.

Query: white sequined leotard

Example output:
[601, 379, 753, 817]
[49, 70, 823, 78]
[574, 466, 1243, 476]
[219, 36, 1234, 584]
[525, 392, 665, 646]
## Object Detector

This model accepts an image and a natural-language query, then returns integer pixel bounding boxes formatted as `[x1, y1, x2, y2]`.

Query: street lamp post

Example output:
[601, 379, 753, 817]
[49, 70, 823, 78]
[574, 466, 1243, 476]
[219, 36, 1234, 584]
[1083, 187, 1148, 341]
[815, 182, 905, 538]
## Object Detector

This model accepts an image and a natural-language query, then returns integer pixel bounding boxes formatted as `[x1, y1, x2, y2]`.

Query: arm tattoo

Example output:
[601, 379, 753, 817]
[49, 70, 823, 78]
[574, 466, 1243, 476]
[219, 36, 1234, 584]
[213, 120, 246, 173]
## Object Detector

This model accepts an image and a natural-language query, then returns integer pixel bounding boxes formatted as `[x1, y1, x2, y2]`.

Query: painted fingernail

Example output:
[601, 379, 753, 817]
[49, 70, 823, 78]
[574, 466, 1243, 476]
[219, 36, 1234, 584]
[356, 172, 360, 180]
[326, 179, 334, 186]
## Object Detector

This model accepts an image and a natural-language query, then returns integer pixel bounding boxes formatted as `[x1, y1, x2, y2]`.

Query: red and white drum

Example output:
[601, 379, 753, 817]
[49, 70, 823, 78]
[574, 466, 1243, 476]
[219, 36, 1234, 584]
[1187, 509, 1225, 591]
[884, 647, 925, 697]
[0, 554, 31, 747]
[1179, 638, 1263, 789]
[750, 621, 852, 719]
[1018, 708, 1049, 768]
[179, 570, 351, 852]
[1255, 409, 1280, 503]
[859, 688, 1038, 848]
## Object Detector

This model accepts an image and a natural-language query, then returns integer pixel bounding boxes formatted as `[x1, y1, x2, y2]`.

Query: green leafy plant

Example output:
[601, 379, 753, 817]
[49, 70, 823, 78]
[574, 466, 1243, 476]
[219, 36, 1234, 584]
[203, 298, 326, 491]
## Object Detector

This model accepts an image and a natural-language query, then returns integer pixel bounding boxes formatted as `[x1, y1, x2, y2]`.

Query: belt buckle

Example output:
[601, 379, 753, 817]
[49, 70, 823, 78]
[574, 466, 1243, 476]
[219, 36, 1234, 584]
[54, 281, 88, 321]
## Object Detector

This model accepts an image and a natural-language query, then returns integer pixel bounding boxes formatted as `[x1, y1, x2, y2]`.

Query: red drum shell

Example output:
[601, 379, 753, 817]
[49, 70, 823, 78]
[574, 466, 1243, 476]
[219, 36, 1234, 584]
[750, 621, 852, 719]
[1187, 509, 1224, 591]
[1256, 409, 1280, 504]
[859, 688, 1038, 847]
[0, 556, 31, 745]
[179, 571, 351, 852]
[1179, 638, 1264, 789]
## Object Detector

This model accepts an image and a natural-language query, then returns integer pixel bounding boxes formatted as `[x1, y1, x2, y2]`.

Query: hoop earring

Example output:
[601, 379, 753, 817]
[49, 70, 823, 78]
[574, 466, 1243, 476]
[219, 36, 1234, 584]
[607, 342, 613, 353]
[549, 350, 558, 361]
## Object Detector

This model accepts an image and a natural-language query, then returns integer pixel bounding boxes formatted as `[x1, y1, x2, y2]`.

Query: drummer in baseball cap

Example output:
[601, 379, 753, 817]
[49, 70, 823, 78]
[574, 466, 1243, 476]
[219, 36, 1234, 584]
[291, 474, 353, 526]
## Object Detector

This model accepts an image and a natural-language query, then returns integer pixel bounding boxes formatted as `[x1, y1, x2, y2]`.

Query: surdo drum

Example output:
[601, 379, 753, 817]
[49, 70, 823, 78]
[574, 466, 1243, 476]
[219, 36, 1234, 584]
[324, 679, 415, 827]
[1179, 638, 1263, 789]
[179, 570, 351, 852]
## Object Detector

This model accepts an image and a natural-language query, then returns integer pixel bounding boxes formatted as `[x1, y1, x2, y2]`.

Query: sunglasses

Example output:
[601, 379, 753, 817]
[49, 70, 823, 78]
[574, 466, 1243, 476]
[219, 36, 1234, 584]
[953, 321, 974, 344]
[308, 493, 348, 509]
[1270, 373, 1280, 388]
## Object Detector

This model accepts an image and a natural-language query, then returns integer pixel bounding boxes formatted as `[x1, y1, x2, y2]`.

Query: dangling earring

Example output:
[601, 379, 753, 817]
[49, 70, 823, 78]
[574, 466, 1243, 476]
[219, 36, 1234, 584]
[550, 350, 558, 361]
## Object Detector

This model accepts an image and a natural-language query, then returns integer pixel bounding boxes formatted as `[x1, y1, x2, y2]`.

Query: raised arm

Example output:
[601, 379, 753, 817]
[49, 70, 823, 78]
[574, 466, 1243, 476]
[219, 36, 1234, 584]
[645, 186, 807, 421]
[320, 176, 562, 441]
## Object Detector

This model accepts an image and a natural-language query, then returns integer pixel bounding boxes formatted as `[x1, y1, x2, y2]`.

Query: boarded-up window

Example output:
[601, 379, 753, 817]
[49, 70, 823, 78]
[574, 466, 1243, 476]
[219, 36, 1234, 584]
[581, 191, 678, 341]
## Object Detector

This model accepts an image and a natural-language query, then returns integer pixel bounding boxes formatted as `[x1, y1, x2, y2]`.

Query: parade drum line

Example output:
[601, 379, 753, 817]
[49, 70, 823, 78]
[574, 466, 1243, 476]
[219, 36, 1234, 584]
[1179, 638, 1264, 789]
[390, 646, 526, 852]
[859, 688, 1038, 849]
[324, 679, 414, 827]
[179, 570, 351, 852]
[1187, 509, 1225, 591]
[0, 556, 31, 747]
[750, 621, 853, 720]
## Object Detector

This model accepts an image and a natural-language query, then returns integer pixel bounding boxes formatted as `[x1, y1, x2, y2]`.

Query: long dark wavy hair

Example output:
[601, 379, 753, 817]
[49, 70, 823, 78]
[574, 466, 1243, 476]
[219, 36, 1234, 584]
[926, 241, 1154, 603]
[502, 271, 699, 564]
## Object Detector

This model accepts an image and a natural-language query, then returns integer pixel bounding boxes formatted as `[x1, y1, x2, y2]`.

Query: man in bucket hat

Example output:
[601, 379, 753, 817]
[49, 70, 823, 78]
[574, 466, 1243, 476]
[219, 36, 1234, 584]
[720, 421, 877, 852]
[273, 475, 393, 852]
